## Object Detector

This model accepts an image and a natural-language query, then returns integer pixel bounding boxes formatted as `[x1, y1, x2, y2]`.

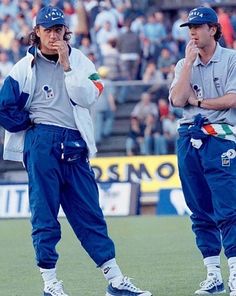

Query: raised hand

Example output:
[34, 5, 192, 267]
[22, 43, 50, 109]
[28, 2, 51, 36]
[185, 40, 199, 64]
[52, 40, 70, 71]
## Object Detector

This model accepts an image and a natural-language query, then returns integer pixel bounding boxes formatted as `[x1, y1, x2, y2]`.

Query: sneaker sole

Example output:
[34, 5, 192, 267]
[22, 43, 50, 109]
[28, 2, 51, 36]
[106, 292, 152, 296]
[44, 291, 69, 296]
[195, 289, 226, 295]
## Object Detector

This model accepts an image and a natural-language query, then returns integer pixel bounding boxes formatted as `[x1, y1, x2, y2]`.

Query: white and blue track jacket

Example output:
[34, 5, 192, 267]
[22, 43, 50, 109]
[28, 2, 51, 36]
[0, 46, 104, 161]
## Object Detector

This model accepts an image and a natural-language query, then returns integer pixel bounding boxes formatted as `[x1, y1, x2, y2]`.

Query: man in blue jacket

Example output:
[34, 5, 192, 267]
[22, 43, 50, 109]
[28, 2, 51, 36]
[0, 6, 152, 296]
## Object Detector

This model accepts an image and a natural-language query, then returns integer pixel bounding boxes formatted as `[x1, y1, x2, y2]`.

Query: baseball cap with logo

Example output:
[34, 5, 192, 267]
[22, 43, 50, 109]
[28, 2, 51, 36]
[180, 6, 218, 27]
[36, 6, 66, 28]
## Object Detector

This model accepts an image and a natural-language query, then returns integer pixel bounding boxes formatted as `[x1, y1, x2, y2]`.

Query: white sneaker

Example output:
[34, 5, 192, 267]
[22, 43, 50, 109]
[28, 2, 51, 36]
[106, 276, 152, 296]
[195, 275, 226, 295]
[228, 276, 236, 296]
[43, 280, 68, 296]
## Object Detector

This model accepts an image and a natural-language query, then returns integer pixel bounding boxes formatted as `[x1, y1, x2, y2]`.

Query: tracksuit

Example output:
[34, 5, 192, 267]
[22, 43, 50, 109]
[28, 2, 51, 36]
[170, 43, 236, 259]
[178, 120, 236, 258]
[0, 45, 115, 268]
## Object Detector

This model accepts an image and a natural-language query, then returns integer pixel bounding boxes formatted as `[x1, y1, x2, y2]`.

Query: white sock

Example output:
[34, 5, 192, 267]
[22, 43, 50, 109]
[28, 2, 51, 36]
[228, 257, 236, 278]
[40, 267, 57, 285]
[100, 258, 123, 287]
[204, 256, 222, 281]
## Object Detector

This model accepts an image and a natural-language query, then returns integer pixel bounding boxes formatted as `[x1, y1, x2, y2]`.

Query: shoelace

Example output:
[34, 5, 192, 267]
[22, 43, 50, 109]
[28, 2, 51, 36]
[199, 278, 219, 289]
[118, 277, 142, 292]
[46, 280, 65, 295]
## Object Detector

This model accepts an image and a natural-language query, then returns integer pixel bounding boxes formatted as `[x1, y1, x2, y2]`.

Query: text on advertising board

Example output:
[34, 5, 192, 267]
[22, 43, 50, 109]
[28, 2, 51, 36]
[90, 155, 181, 193]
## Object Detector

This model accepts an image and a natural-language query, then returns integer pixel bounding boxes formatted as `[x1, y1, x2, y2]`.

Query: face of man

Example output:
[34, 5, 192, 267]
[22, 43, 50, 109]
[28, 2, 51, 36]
[36, 25, 66, 54]
[188, 24, 216, 49]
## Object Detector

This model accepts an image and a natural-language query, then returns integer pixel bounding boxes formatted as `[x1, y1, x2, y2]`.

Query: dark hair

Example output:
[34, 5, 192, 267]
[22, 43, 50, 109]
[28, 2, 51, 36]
[28, 25, 72, 46]
[208, 23, 222, 41]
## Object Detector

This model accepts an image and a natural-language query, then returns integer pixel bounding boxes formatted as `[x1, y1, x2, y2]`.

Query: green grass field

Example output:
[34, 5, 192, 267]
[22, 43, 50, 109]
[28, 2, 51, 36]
[0, 216, 229, 296]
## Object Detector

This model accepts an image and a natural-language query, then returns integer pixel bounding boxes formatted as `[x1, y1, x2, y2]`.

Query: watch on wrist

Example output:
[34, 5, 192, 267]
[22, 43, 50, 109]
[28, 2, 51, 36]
[197, 97, 204, 107]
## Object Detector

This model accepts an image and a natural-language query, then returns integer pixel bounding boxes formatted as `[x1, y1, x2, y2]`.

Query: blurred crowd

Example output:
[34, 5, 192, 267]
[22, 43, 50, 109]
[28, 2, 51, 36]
[1, 0, 236, 159]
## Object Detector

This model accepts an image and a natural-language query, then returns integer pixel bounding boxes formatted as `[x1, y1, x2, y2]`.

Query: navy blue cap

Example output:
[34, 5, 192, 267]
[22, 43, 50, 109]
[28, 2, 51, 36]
[36, 6, 66, 28]
[180, 7, 218, 27]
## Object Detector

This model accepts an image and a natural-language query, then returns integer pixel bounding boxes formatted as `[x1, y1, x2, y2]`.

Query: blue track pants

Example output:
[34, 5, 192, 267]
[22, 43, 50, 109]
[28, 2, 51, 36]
[177, 126, 236, 259]
[23, 124, 115, 269]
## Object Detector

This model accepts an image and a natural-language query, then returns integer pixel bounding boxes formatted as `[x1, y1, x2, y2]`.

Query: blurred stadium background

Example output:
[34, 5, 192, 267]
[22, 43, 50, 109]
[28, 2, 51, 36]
[0, 0, 235, 295]
[2, 0, 236, 215]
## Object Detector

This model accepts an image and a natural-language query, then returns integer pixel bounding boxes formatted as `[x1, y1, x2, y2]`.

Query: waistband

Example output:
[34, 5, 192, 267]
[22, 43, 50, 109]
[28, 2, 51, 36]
[178, 123, 236, 142]
[33, 124, 81, 137]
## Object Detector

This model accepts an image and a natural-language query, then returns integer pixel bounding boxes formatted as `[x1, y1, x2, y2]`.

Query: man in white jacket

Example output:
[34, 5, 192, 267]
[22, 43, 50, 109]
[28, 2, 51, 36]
[0, 6, 152, 296]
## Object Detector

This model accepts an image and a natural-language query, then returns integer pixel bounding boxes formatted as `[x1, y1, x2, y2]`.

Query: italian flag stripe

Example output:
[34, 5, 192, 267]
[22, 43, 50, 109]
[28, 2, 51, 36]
[89, 73, 104, 95]
[221, 124, 233, 135]
[201, 123, 236, 141]
[203, 124, 217, 135]
[92, 81, 103, 95]
[89, 73, 100, 81]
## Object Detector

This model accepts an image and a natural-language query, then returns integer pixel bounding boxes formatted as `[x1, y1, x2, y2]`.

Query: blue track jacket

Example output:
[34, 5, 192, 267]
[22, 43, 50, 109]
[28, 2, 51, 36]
[0, 46, 103, 161]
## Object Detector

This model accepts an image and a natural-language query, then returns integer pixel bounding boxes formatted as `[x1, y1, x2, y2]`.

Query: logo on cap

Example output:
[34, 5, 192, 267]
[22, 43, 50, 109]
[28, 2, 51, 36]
[51, 16, 62, 21]
[36, 6, 66, 28]
[180, 6, 218, 27]
[44, 9, 64, 20]
[189, 10, 204, 19]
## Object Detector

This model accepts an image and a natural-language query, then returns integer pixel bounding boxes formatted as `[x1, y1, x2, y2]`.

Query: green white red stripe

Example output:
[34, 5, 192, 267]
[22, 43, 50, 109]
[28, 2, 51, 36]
[202, 123, 236, 142]
[89, 73, 104, 96]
